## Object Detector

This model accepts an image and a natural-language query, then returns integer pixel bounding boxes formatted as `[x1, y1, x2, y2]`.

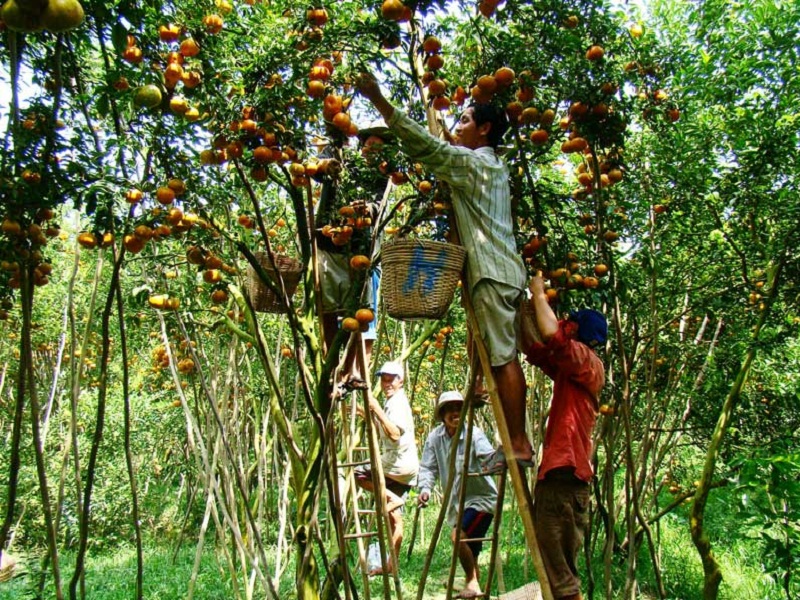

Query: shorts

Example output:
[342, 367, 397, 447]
[354, 466, 412, 500]
[533, 467, 590, 599]
[318, 250, 380, 340]
[471, 280, 523, 367]
[460, 508, 493, 557]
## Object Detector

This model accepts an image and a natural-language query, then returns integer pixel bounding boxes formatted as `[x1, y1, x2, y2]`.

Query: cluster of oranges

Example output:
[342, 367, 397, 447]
[380, 0, 412, 23]
[0, 207, 60, 292]
[318, 203, 373, 247]
[121, 22, 204, 119]
[187, 245, 237, 306]
[418, 325, 455, 363]
[521, 240, 610, 298]
[199, 106, 301, 185]
[570, 154, 624, 200]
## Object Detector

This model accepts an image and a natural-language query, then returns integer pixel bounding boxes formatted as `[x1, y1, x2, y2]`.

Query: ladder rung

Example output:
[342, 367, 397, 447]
[339, 460, 370, 468]
[466, 471, 489, 477]
[357, 508, 375, 514]
[344, 531, 377, 540]
[352, 446, 370, 452]
[459, 536, 493, 543]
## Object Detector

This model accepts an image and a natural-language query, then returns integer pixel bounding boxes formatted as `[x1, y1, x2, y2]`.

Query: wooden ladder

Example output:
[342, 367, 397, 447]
[329, 336, 406, 600]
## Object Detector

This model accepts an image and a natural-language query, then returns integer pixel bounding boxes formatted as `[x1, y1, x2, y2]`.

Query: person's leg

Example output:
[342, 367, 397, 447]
[451, 528, 481, 597]
[472, 281, 532, 461]
[384, 505, 403, 573]
[493, 357, 533, 460]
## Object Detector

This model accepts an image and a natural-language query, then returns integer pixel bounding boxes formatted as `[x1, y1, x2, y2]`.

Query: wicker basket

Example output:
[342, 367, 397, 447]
[246, 252, 303, 313]
[381, 238, 466, 320]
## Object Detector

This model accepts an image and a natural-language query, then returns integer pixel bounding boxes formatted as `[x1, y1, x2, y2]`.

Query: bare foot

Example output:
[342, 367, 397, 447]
[456, 585, 483, 599]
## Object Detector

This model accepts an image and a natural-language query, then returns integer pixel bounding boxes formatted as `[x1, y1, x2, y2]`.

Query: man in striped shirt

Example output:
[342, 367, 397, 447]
[357, 74, 533, 467]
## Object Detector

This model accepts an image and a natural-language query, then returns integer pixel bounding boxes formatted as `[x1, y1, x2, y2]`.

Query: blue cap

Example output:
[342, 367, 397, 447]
[569, 309, 608, 347]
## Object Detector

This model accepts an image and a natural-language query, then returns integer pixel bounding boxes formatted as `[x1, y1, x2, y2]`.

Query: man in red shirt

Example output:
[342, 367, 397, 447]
[523, 275, 606, 600]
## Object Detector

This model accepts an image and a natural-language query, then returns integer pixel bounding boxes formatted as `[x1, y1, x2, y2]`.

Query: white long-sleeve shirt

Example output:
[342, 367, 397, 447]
[418, 424, 498, 527]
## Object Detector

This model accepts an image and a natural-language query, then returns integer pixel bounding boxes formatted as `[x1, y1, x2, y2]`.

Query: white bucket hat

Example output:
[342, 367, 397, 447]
[435, 390, 464, 421]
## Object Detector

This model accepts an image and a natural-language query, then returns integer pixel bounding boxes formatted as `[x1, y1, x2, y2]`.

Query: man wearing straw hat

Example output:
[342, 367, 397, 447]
[353, 360, 419, 575]
[417, 391, 498, 599]
[356, 73, 534, 471]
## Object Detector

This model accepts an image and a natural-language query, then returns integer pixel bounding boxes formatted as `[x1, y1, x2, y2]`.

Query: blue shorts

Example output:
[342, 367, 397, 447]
[461, 508, 493, 557]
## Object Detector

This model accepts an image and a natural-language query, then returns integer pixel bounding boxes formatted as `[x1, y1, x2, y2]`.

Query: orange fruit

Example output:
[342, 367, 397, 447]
[211, 289, 228, 304]
[341, 317, 360, 332]
[494, 67, 515, 88]
[179, 38, 200, 57]
[529, 129, 549, 146]
[158, 23, 181, 43]
[583, 276, 599, 289]
[349, 255, 371, 270]
[585, 45, 605, 61]
[125, 189, 144, 204]
[122, 46, 143, 64]
[594, 264, 608, 277]
[148, 294, 168, 309]
[428, 79, 446, 96]
[355, 308, 375, 325]
[381, 0, 405, 20]
[167, 178, 186, 195]
[156, 186, 176, 205]
[432, 95, 451, 111]
[505, 101, 523, 120]
[422, 36, 441, 54]
[124, 234, 145, 254]
[41, 0, 85, 33]
[426, 54, 444, 71]
[133, 85, 162, 109]
[476, 74, 498, 94]
[77, 232, 97, 249]
[307, 80, 326, 98]
[306, 7, 328, 26]
[203, 269, 223, 284]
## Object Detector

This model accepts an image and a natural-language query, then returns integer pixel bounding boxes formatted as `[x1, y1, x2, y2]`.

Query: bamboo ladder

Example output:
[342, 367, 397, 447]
[456, 253, 554, 600]
[327, 336, 406, 600]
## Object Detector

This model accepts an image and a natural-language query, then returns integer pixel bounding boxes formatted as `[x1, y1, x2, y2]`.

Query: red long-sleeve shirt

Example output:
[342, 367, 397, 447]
[525, 321, 605, 482]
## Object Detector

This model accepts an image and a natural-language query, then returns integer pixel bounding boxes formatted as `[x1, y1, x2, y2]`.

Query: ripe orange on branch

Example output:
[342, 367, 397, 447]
[355, 308, 375, 325]
[349, 255, 371, 270]
[422, 36, 441, 54]
[341, 317, 360, 332]
[585, 45, 605, 61]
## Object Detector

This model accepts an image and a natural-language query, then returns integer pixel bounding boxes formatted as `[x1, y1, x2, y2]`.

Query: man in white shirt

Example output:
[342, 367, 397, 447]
[354, 360, 419, 574]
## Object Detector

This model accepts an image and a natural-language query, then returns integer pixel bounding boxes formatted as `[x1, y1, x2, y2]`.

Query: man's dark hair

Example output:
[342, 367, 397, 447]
[470, 102, 510, 148]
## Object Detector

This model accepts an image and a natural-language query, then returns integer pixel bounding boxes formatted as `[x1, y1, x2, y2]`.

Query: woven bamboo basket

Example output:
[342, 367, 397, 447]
[381, 238, 466, 320]
[246, 252, 303, 313]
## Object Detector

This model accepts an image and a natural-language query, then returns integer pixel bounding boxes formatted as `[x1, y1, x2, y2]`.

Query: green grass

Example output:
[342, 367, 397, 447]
[0, 543, 234, 600]
[0, 501, 786, 599]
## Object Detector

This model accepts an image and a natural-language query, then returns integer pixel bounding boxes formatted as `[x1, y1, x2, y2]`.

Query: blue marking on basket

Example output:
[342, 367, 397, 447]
[403, 246, 445, 294]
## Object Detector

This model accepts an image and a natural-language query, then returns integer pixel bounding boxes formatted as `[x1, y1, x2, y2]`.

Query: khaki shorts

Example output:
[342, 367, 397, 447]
[533, 468, 590, 598]
[471, 279, 523, 367]
[318, 250, 379, 340]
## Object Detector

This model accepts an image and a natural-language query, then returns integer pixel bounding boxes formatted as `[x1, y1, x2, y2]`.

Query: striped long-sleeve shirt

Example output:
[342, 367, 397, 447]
[386, 110, 526, 292]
